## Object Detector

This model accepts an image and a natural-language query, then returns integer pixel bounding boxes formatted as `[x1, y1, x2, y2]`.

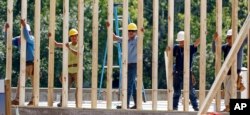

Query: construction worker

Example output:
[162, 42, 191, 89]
[213, 29, 247, 112]
[4, 19, 35, 106]
[106, 22, 138, 109]
[51, 28, 79, 107]
[171, 31, 200, 111]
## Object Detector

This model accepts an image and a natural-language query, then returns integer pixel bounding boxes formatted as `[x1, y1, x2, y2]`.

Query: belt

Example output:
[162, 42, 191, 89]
[68, 64, 78, 67]
[128, 63, 136, 66]
[26, 61, 34, 65]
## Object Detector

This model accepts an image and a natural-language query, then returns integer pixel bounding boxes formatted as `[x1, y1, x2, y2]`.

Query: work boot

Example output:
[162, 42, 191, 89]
[27, 100, 34, 106]
[193, 107, 199, 111]
[116, 105, 129, 109]
[57, 102, 62, 107]
[222, 105, 230, 112]
[130, 105, 137, 109]
[11, 100, 19, 105]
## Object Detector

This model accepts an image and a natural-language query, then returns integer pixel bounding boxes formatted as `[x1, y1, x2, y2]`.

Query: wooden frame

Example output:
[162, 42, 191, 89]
[6, 0, 13, 82]
[106, 0, 113, 109]
[33, 0, 41, 106]
[19, 0, 27, 106]
[91, 0, 98, 108]
[215, 0, 222, 111]
[76, 0, 84, 108]
[61, 0, 69, 107]
[47, 0, 56, 107]
[5, 79, 11, 115]
[121, 0, 128, 109]
[248, 0, 250, 99]
[136, 0, 144, 110]
[152, 0, 159, 111]
[167, 0, 174, 111]
[183, 0, 191, 111]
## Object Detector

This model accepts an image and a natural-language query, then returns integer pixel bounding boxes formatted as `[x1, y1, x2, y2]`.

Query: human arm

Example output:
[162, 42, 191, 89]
[21, 19, 34, 44]
[66, 43, 78, 55]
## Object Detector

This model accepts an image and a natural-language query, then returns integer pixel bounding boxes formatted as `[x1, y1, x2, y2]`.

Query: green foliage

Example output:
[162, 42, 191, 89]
[0, 0, 248, 89]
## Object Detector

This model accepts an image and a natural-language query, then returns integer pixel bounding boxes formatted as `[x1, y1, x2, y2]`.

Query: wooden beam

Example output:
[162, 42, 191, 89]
[106, 0, 113, 109]
[19, 0, 27, 106]
[248, 0, 250, 99]
[91, 0, 98, 109]
[184, 0, 191, 111]
[215, 0, 222, 111]
[33, 0, 41, 106]
[152, 0, 159, 111]
[199, 0, 206, 107]
[6, 0, 13, 82]
[121, 0, 128, 109]
[198, 14, 250, 115]
[231, 0, 238, 99]
[48, 0, 56, 107]
[5, 79, 11, 115]
[61, 0, 69, 107]
[167, 0, 174, 111]
[76, 0, 84, 108]
[136, 0, 144, 110]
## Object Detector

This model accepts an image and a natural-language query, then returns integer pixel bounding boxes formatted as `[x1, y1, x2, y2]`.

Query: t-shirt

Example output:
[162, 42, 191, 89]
[117, 36, 138, 63]
[173, 44, 197, 72]
[68, 42, 78, 74]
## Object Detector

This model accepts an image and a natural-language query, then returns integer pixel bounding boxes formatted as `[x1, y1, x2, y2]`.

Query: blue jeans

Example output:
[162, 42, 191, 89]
[127, 63, 137, 106]
[173, 71, 198, 109]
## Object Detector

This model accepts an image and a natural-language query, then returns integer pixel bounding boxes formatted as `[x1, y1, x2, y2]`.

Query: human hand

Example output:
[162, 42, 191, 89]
[194, 38, 200, 47]
[20, 19, 26, 27]
[213, 32, 219, 42]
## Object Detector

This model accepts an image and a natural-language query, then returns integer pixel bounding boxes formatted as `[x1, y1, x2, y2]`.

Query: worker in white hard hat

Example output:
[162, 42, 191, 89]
[213, 29, 248, 112]
[50, 28, 80, 107]
[106, 21, 141, 109]
[5, 19, 35, 106]
[171, 31, 200, 111]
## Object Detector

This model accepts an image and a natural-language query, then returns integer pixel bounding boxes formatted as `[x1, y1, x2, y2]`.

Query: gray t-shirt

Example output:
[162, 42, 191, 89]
[117, 36, 138, 63]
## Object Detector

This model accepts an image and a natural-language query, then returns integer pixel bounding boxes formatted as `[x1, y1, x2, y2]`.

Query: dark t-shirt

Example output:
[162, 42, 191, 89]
[222, 44, 232, 75]
[173, 44, 197, 72]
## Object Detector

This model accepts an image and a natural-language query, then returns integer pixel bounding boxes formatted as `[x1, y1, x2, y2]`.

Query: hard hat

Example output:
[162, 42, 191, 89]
[26, 24, 31, 31]
[69, 28, 78, 37]
[176, 31, 185, 41]
[128, 23, 137, 31]
[226, 29, 232, 36]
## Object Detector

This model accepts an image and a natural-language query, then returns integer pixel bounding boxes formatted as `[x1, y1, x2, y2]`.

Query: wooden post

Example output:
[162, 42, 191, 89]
[6, 0, 13, 82]
[91, 0, 98, 109]
[167, 0, 174, 111]
[107, 0, 113, 109]
[199, 0, 206, 107]
[76, 0, 84, 108]
[122, 0, 128, 109]
[19, 0, 27, 106]
[5, 79, 11, 115]
[48, 0, 56, 107]
[61, 0, 69, 107]
[136, 0, 144, 110]
[231, 0, 238, 99]
[215, 0, 222, 111]
[183, 0, 191, 111]
[152, 0, 159, 111]
[198, 14, 250, 114]
[33, 0, 41, 106]
[248, 0, 250, 99]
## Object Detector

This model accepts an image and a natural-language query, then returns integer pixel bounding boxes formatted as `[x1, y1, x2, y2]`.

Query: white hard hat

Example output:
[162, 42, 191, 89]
[226, 29, 232, 36]
[26, 24, 31, 31]
[176, 31, 185, 41]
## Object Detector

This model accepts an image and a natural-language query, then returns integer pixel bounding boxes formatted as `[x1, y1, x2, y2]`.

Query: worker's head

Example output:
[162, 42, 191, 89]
[128, 23, 137, 39]
[226, 29, 232, 45]
[69, 28, 78, 43]
[176, 31, 185, 47]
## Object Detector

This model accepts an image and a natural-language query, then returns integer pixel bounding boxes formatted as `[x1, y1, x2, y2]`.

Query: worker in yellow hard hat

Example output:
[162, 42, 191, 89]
[106, 22, 140, 109]
[49, 28, 80, 107]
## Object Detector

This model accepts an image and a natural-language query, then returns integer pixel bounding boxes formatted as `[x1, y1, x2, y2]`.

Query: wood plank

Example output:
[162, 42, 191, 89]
[152, 0, 159, 110]
[91, 0, 98, 109]
[215, 0, 222, 111]
[33, 0, 41, 106]
[167, 0, 174, 111]
[106, 0, 113, 109]
[61, 0, 69, 107]
[136, 0, 144, 110]
[121, 0, 128, 109]
[6, 0, 13, 82]
[231, 0, 238, 99]
[5, 79, 11, 115]
[184, 0, 191, 111]
[248, 0, 250, 99]
[198, 14, 250, 115]
[76, 0, 84, 108]
[19, 0, 27, 106]
[47, 0, 56, 107]
[199, 0, 206, 107]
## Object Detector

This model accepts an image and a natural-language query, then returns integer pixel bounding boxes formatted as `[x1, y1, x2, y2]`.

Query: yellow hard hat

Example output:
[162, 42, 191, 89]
[128, 23, 137, 31]
[69, 28, 78, 37]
